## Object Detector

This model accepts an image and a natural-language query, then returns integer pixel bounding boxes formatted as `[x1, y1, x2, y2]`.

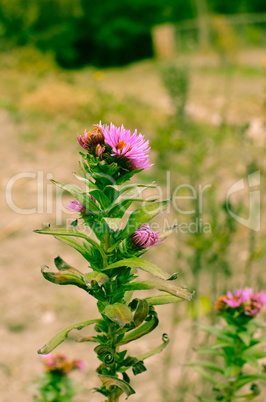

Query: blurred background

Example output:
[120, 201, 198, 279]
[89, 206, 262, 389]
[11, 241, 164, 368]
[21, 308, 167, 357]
[0, 0, 266, 401]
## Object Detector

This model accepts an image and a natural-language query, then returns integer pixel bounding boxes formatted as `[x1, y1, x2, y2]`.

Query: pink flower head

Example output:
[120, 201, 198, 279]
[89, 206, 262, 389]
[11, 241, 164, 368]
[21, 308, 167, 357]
[77, 126, 105, 156]
[224, 290, 244, 308]
[67, 200, 87, 214]
[73, 359, 87, 371]
[220, 288, 266, 317]
[98, 122, 153, 171]
[42, 354, 55, 367]
[41, 354, 85, 375]
[131, 224, 163, 248]
[245, 290, 266, 317]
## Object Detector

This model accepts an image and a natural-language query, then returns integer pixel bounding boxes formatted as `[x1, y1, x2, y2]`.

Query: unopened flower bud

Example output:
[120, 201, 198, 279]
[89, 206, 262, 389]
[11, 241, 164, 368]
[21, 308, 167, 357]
[131, 224, 163, 248]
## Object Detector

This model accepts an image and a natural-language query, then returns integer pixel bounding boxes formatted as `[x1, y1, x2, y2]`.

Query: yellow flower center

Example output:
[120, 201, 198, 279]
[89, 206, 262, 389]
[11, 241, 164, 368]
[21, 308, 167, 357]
[116, 140, 127, 151]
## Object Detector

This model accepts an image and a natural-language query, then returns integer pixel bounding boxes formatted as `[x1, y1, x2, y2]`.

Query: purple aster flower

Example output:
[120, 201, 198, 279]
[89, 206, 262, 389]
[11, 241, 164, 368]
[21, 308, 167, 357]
[67, 200, 87, 214]
[77, 126, 105, 155]
[98, 122, 153, 171]
[131, 224, 163, 248]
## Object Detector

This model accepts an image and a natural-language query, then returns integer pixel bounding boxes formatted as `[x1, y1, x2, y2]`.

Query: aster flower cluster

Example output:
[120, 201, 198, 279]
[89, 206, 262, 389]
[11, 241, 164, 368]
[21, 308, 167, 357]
[215, 288, 266, 317]
[42, 353, 86, 376]
[77, 122, 153, 171]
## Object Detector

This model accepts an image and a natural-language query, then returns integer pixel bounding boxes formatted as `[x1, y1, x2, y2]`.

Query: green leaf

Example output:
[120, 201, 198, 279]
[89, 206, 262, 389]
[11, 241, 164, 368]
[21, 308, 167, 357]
[104, 303, 134, 327]
[37, 319, 100, 354]
[102, 218, 122, 231]
[188, 361, 224, 374]
[234, 374, 266, 391]
[107, 183, 158, 197]
[109, 198, 157, 219]
[158, 225, 178, 241]
[102, 257, 177, 281]
[144, 294, 183, 305]
[120, 200, 169, 238]
[34, 227, 106, 262]
[94, 345, 115, 365]
[238, 331, 251, 346]
[137, 333, 170, 361]
[54, 256, 80, 271]
[124, 279, 193, 301]
[50, 180, 100, 212]
[132, 299, 149, 327]
[41, 265, 87, 289]
[242, 346, 266, 360]
[192, 367, 223, 386]
[119, 311, 159, 345]
[108, 200, 170, 251]
[199, 323, 234, 343]
[243, 355, 260, 370]
[98, 375, 135, 398]
[83, 272, 109, 287]
[196, 346, 223, 357]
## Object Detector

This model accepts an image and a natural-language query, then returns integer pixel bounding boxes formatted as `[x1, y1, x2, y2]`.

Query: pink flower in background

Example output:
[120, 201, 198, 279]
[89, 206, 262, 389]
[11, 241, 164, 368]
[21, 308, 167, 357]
[99, 122, 153, 170]
[67, 200, 87, 213]
[224, 289, 244, 308]
[42, 354, 55, 367]
[218, 288, 266, 317]
[131, 224, 163, 248]
[73, 359, 87, 371]
[245, 290, 266, 317]
[41, 354, 86, 375]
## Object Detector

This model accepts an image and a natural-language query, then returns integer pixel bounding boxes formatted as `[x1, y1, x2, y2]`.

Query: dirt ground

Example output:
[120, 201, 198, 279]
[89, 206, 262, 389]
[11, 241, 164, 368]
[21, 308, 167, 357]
[0, 48, 266, 401]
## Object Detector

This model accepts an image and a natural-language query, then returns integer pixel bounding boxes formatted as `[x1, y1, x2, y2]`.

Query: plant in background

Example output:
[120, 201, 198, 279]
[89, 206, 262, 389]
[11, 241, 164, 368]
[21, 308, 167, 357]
[34, 353, 86, 401]
[190, 288, 266, 401]
[35, 122, 192, 401]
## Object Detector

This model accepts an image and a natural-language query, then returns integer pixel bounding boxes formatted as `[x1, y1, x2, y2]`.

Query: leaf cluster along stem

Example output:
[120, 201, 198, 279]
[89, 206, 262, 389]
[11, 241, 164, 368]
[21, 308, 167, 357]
[35, 139, 192, 400]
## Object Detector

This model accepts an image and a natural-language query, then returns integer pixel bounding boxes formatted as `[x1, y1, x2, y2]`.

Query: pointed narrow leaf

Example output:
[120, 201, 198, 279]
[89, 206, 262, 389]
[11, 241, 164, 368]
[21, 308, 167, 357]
[119, 310, 159, 345]
[196, 346, 223, 357]
[234, 374, 266, 390]
[104, 303, 133, 327]
[192, 367, 223, 386]
[41, 265, 87, 289]
[38, 319, 100, 354]
[102, 257, 177, 281]
[34, 227, 106, 261]
[54, 235, 98, 265]
[103, 218, 122, 231]
[125, 279, 193, 301]
[137, 333, 169, 361]
[238, 331, 251, 346]
[199, 324, 234, 343]
[158, 225, 178, 241]
[109, 198, 157, 219]
[99, 375, 135, 398]
[144, 294, 183, 305]
[107, 183, 158, 197]
[119, 200, 170, 240]
[133, 299, 149, 327]
[108, 200, 170, 252]
[83, 272, 109, 287]
[50, 180, 100, 212]
[188, 361, 224, 374]
[54, 256, 81, 272]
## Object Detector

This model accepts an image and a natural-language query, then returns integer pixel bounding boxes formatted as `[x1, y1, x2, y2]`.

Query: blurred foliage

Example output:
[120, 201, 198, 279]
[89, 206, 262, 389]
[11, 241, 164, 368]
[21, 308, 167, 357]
[0, 0, 266, 68]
